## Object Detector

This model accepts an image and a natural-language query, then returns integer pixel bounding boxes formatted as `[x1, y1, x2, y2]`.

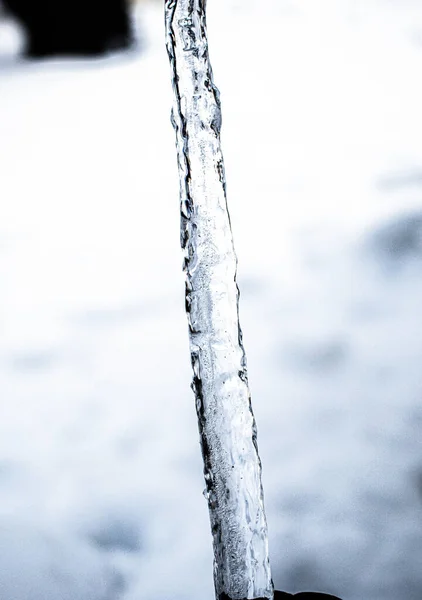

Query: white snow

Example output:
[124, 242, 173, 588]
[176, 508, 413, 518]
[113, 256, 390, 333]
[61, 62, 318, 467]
[1, 1, 422, 599]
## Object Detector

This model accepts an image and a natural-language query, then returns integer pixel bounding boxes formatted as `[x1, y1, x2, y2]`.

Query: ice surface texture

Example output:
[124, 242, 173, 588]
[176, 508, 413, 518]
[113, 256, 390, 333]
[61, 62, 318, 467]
[165, 1, 273, 599]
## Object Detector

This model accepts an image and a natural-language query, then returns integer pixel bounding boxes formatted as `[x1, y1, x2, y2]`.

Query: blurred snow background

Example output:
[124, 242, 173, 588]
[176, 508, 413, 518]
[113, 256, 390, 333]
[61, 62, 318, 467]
[1, 0, 422, 598]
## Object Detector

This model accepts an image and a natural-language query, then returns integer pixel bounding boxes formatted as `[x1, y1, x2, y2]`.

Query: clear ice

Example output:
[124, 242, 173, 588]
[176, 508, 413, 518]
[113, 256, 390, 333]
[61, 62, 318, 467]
[165, 2, 274, 599]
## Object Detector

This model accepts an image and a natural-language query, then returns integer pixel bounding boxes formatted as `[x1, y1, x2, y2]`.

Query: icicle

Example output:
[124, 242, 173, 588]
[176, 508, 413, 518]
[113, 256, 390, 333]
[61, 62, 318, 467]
[165, 2, 273, 599]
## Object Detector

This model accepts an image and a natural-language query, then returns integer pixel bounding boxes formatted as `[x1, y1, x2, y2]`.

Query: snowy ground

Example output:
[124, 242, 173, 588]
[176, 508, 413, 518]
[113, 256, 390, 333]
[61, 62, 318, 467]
[1, 1, 422, 599]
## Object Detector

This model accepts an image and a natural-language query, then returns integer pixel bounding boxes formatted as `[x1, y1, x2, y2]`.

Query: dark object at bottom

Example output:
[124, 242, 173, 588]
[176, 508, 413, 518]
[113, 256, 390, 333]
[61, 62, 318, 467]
[3, 0, 133, 57]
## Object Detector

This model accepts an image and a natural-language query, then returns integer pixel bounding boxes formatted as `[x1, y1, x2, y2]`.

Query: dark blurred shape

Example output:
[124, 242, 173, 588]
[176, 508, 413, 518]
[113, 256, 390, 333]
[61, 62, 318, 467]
[372, 211, 422, 262]
[87, 515, 142, 552]
[2, 0, 133, 57]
